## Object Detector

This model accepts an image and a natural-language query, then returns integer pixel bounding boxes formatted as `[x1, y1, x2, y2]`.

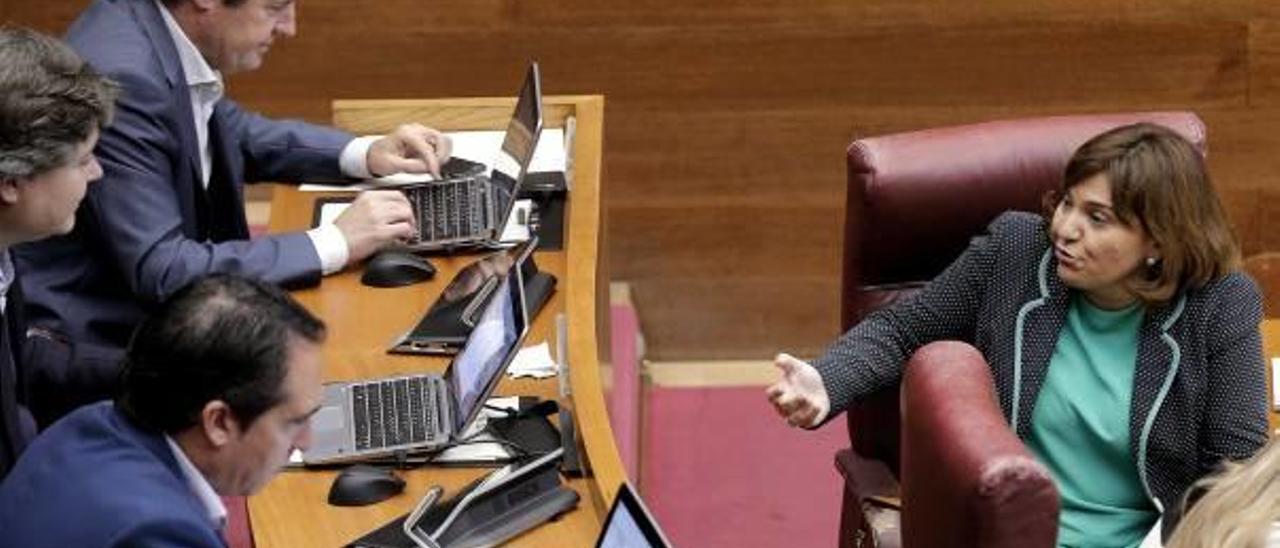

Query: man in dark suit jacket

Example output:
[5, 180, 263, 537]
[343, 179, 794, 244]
[14, 0, 453, 425]
[0, 28, 119, 479]
[0, 274, 329, 546]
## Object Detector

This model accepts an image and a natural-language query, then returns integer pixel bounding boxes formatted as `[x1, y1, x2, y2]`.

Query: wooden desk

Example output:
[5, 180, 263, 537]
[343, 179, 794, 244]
[248, 96, 624, 547]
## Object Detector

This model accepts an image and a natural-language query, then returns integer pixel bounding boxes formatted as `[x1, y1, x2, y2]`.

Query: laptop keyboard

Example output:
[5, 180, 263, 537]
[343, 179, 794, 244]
[410, 178, 491, 242]
[351, 376, 440, 451]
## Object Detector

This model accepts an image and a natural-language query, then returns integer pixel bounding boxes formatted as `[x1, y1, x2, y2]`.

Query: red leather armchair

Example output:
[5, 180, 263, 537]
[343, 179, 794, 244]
[835, 112, 1207, 548]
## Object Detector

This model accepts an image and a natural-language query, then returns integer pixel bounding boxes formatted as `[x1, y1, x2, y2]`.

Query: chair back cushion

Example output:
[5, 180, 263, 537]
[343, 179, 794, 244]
[843, 112, 1206, 328]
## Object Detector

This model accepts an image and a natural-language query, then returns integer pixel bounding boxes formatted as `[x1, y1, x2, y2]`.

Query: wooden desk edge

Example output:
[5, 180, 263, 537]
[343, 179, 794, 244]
[331, 95, 598, 134]
[555, 97, 628, 511]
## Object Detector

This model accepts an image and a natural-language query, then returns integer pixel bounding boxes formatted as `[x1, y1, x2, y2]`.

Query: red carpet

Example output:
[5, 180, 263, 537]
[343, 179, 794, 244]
[641, 386, 848, 547]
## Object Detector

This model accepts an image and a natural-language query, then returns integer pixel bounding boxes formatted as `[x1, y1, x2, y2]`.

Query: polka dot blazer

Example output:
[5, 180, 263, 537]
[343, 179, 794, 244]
[813, 211, 1269, 529]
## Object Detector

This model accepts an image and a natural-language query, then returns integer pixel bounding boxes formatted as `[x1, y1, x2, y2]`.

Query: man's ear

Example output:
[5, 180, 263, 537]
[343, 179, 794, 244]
[200, 400, 241, 448]
[0, 177, 21, 207]
[190, 0, 221, 12]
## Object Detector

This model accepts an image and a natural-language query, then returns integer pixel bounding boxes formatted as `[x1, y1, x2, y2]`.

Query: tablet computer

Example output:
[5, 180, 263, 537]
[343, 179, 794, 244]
[389, 239, 538, 355]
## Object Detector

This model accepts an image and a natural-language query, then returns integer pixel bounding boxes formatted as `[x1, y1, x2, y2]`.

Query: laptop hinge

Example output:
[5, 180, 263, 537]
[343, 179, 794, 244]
[486, 182, 500, 238]
[439, 377, 455, 438]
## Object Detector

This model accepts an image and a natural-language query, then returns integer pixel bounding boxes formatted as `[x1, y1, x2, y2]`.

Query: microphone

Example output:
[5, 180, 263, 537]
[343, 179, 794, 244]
[558, 407, 584, 477]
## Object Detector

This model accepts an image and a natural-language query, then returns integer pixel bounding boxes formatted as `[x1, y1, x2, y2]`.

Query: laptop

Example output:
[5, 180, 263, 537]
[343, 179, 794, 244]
[402, 61, 544, 251]
[596, 482, 674, 548]
[302, 245, 530, 465]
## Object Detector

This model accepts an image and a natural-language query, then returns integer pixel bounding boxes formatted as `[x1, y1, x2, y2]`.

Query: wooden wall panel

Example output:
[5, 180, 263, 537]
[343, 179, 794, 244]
[520, 0, 1254, 27]
[609, 206, 843, 279]
[236, 22, 1252, 115]
[1252, 20, 1280, 106]
[631, 278, 842, 361]
[7, 1, 1280, 360]
[3, 2, 86, 33]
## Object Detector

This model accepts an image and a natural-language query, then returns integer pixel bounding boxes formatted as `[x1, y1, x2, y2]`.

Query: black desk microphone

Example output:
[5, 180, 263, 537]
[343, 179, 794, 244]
[558, 407, 584, 477]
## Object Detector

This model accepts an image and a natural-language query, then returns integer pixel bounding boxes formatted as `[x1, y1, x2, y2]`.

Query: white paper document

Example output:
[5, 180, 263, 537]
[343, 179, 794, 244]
[1272, 357, 1280, 410]
[506, 341, 559, 380]
[430, 396, 520, 463]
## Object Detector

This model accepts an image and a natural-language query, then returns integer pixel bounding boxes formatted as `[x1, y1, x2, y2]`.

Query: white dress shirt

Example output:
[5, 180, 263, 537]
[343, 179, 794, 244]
[155, 1, 379, 274]
[0, 250, 13, 314]
[164, 435, 227, 532]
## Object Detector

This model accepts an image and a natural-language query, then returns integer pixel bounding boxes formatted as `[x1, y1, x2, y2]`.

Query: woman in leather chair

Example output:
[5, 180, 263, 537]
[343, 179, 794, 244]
[767, 123, 1268, 547]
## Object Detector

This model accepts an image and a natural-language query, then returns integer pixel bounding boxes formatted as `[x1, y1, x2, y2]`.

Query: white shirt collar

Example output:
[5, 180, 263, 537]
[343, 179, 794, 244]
[154, 0, 224, 93]
[0, 250, 13, 314]
[164, 434, 228, 531]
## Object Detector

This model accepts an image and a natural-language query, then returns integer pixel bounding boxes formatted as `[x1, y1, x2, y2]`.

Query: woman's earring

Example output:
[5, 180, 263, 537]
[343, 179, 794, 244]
[1144, 256, 1162, 280]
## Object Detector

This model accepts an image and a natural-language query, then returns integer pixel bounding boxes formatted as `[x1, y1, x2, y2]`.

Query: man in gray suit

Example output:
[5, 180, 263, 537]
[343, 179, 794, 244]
[14, 0, 452, 424]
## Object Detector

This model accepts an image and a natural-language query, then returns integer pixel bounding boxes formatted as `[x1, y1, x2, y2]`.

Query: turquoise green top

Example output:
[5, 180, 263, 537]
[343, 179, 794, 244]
[1026, 294, 1158, 548]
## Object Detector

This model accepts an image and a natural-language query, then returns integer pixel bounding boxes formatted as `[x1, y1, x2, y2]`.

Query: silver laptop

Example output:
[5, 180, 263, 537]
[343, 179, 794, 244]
[403, 61, 544, 251]
[302, 246, 530, 465]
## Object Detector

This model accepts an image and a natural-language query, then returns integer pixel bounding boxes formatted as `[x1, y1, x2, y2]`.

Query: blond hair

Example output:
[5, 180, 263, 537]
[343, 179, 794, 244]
[1166, 438, 1280, 548]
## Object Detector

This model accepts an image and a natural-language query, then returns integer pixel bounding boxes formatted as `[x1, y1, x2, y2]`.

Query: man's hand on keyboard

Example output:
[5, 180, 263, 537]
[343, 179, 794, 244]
[334, 190, 417, 263]
[367, 123, 453, 178]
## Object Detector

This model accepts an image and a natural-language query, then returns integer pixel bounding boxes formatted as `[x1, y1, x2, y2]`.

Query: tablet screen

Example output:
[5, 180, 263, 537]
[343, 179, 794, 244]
[596, 483, 673, 548]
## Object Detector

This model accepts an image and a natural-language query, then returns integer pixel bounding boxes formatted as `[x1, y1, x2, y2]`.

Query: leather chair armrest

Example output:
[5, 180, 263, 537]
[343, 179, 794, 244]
[899, 341, 1059, 548]
[835, 449, 902, 548]
[836, 449, 899, 501]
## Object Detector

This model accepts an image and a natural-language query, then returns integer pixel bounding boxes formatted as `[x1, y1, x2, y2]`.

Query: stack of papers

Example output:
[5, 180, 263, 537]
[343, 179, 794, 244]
[506, 342, 559, 379]
[430, 396, 520, 464]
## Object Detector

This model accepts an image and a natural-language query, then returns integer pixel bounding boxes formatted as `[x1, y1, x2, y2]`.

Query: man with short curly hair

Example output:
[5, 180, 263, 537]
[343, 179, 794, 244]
[0, 26, 118, 479]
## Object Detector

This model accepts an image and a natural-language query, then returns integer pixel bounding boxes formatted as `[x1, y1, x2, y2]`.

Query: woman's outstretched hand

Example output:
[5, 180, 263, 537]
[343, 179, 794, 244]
[765, 353, 831, 429]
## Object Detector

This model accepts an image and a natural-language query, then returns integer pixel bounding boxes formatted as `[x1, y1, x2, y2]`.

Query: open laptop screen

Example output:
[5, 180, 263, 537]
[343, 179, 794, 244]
[488, 61, 543, 224]
[445, 258, 527, 434]
[596, 482, 674, 548]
